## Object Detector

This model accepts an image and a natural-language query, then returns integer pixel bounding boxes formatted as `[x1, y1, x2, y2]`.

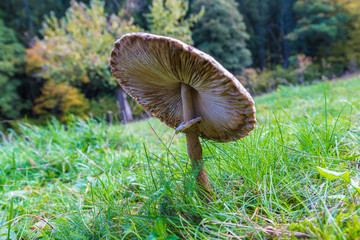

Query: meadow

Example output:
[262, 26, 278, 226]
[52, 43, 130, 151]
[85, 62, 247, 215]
[1, 76, 360, 239]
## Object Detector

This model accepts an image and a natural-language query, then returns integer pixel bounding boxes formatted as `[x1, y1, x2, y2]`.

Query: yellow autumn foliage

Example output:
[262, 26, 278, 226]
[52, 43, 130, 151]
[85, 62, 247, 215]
[33, 81, 89, 121]
[146, 0, 199, 44]
[25, 0, 141, 85]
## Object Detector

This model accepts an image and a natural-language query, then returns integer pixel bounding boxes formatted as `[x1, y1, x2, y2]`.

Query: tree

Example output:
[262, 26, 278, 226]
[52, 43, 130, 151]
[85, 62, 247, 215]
[288, 0, 347, 60]
[191, 0, 252, 74]
[146, 0, 198, 44]
[236, 0, 297, 69]
[0, 0, 72, 44]
[329, 0, 360, 71]
[236, 0, 270, 70]
[0, 19, 25, 120]
[25, 0, 141, 122]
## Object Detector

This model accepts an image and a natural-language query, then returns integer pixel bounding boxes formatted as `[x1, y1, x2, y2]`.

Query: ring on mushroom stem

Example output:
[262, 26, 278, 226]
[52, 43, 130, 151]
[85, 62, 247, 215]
[110, 32, 256, 203]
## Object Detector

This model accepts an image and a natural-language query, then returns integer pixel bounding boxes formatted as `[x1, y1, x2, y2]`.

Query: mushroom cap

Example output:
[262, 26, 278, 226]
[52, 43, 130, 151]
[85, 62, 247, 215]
[110, 32, 256, 142]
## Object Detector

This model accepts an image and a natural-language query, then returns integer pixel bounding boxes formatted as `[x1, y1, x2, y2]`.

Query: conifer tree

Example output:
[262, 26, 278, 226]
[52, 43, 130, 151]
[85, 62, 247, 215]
[236, 0, 270, 69]
[288, 0, 346, 59]
[330, 0, 360, 71]
[191, 0, 252, 74]
[0, 20, 25, 119]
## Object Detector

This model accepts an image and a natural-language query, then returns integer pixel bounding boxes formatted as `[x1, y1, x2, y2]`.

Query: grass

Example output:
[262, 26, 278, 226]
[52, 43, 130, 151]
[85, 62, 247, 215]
[0, 77, 359, 239]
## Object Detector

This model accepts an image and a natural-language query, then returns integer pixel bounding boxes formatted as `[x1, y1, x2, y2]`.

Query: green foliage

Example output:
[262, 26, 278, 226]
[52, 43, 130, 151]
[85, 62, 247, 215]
[0, 0, 72, 44]
[237, 54, 339, 96]
[89, 95, 120, 118]
[191, 0, 252, 74]
[235, 0, 271, 69]
[0, 0, 132, 44]
[317, 167, 360, 194]
[329, 0, 360, 72]
[236, 0, 297, 69]
[238, 66, 301, 95]
[288, 0, 347, 60]
[146, 0, 199, 44]
[0, 19, 25, 120]
[290, 205, 360, 239]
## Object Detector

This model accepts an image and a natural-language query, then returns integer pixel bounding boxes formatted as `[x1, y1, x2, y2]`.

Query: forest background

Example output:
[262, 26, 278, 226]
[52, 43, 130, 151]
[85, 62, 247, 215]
[1, 0, 360, 127]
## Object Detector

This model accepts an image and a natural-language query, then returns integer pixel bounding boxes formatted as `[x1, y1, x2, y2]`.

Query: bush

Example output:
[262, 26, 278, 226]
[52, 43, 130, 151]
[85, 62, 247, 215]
[302, 63, 323, 82]
[238, 67, 296, 95]
[33, 81, 89, 121]
[237, 54, 339, 96]
[89, 95, 146, 122]
[89, 95, 120, 120]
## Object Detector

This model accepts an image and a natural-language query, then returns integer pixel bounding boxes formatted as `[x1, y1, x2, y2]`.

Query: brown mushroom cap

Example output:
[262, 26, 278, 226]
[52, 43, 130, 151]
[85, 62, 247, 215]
[110, 32, 256, 142]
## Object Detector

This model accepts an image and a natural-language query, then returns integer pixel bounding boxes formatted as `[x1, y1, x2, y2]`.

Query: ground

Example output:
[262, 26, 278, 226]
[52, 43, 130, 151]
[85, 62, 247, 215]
[0, 76, 360, 239]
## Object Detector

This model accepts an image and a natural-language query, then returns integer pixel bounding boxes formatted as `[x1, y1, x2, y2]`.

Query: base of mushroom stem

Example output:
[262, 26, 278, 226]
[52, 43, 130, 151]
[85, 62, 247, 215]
[193, 164, 214, 202]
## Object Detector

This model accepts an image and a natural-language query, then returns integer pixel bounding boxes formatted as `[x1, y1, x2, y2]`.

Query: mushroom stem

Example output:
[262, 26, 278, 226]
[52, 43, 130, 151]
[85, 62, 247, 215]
[181, 83, 212, 200]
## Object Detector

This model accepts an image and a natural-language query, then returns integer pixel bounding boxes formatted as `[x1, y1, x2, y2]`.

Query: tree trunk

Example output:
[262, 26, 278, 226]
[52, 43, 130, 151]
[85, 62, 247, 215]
[257, 1, 267, 71]
[281, 0, 292, 69]
[115, 87, 133, 124]
[23, 0, 34, 36]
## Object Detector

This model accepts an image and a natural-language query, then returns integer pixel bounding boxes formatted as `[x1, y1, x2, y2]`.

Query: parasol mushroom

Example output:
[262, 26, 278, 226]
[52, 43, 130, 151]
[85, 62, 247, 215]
[110, 32, 256, 200]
